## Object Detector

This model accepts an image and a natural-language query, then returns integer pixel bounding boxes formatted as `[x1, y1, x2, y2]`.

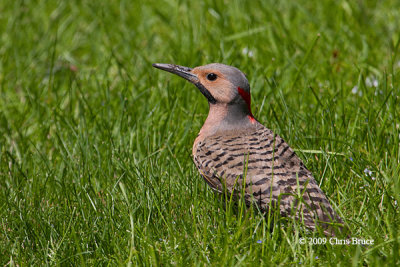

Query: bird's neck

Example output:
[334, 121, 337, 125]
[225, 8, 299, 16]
[193, 103, 257, 150]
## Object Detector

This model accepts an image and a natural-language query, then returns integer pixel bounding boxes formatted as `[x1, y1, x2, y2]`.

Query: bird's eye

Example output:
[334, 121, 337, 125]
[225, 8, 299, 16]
[206, 73, 218, 81]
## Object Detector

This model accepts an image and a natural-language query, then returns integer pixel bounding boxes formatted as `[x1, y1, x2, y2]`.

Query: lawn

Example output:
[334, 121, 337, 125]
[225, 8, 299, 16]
[1, 0, 399, 265]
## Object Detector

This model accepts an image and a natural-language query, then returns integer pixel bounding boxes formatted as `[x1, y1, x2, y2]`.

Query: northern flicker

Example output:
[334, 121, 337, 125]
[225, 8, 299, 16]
[153, 63, 344, 235]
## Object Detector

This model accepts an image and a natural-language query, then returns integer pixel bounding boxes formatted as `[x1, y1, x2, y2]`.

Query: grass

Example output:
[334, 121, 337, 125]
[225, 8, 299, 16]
[0, 0, 399, 265]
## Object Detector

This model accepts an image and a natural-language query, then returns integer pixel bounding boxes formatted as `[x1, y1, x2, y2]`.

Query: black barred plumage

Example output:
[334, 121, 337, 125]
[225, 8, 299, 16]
[153, 62, 345, 235]
[193, 125, 343, 235]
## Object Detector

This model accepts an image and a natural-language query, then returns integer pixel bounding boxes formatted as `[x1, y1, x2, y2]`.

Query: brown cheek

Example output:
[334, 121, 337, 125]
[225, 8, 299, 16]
[209, 80, 233, 102]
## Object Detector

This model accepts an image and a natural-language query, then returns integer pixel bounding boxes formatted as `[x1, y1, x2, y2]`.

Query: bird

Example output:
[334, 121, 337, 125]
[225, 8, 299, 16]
[153, 62, 344, 235]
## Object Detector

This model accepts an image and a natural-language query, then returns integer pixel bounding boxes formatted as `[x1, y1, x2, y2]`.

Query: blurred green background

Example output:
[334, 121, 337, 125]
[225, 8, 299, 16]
[1, 0, 399, 265]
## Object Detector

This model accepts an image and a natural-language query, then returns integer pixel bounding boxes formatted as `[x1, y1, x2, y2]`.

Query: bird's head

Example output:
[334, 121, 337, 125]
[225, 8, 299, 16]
[152, 63, 252, 116]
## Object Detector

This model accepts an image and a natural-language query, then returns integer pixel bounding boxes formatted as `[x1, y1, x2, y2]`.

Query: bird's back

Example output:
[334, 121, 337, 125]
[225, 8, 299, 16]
[193, 123, 343, 233]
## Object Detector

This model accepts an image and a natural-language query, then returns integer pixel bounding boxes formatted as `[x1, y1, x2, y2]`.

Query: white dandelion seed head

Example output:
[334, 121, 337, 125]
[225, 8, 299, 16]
[351, 85, 362, 96]
[364, 168, 372, 176]
[241, 47, 254, 57]
[365, 77, 373, 87]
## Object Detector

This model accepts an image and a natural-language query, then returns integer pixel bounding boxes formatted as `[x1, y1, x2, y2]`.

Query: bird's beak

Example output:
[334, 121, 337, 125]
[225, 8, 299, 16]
[152, 63, 199, 84]
[153, 63, 217, 104]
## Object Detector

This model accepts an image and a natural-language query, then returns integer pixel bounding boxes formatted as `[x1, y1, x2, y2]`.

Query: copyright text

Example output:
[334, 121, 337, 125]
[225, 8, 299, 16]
[299, 237, 374, 245]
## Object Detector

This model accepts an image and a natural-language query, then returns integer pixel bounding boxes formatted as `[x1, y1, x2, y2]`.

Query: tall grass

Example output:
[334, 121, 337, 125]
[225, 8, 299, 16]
[1, 0, 399, 265]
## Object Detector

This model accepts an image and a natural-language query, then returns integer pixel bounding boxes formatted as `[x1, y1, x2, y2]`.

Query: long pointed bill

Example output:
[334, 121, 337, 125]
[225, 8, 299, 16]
[152, 63, 199, 84]
[153, 63, 217, 104]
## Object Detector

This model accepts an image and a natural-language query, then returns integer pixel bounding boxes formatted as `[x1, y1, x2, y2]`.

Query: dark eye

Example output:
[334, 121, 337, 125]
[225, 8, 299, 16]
[206, 73, 218, 81]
